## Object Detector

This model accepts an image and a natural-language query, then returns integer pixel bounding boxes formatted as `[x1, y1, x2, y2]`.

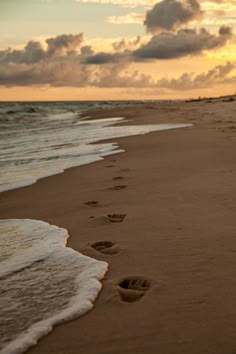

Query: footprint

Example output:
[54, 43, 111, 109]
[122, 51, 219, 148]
[105, 165, 115, 168]
[84, 201, 100, 207]
[106, 214, 126, 223]
[117, 276, 151, 302]
[109, 185, 127, 191]
[112, 176, 124, 181]
[90, 214, 126, 225]
[89, 241, 119, 255]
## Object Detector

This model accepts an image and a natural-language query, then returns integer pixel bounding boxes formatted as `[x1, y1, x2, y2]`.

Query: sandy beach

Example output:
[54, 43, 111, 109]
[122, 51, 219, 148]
[1, 100, 236, 354]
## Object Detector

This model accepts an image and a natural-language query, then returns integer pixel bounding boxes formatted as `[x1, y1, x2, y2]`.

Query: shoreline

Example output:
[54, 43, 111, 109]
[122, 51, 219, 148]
[1, 100, 236, 354]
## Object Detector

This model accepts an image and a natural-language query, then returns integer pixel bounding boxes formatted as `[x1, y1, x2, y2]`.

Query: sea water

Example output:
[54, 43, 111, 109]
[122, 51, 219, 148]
[0, 101, 191, 192]
[0, 219, 108, 354]
[0, 101, 192, 354]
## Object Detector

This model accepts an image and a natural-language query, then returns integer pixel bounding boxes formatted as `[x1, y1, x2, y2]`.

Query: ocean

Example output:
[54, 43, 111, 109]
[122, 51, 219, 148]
[0, 101, 191, 354]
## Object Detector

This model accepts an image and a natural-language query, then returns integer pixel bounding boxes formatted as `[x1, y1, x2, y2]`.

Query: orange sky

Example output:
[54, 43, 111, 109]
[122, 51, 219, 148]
[0, 0, 236, 100]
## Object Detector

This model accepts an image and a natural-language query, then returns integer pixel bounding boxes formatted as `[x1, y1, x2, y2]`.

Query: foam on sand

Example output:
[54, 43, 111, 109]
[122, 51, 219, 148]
[0, 219, 108, 354]
[0, 109, 192, 193]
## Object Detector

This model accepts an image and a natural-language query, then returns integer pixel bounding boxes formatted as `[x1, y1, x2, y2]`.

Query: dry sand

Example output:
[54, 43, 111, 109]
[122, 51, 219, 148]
[1, 100, 236, 354]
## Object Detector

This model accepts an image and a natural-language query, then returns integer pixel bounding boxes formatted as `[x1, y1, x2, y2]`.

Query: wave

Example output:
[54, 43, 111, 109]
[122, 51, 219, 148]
[0, 219, 108, 354]
[0, 107, 191, 193]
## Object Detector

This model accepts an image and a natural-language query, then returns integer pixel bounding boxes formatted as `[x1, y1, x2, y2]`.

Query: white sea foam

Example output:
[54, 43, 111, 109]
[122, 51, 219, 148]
[0, 219, 108, 354]
[0, 109, 192, 192]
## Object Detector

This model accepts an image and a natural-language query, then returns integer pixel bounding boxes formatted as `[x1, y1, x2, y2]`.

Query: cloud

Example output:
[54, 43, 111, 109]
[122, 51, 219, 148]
[0, 41, 45, 64]
[0, 26, 233, 70]
[83, 52, 126, 64]
[0, 60, 155, 88]
[0, 56, 234, 90]
[122, 59, 236, 94]
[112, 36, 142, 51]
[0, 58, 94, 87]
[46, 34, 84, 57]
[144, 0, 203, 33]
[0, 34, 84, 64]
[0, 57, 235, 91]
[80, 45, 94, 56]
[80, 37, 142, 64]
[134, 26, 233, 59]
[107, 12, 144, 24]
[218, 25, 232, 35]
[90, 63, 154, 87]
[156, 61, 235, 90]
[0, 34, 147, 87]
[79, 26, 233, 64]
[0, 34, 235, 90]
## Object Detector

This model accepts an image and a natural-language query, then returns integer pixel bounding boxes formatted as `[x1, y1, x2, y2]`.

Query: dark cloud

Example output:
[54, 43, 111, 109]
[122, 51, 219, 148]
[46, 34, 84, 57]
[91, 63, 154, 87]
[0, 60, 93, 87]
[74, 25, 233, 64]
[84, 37, 142, 64]
[0, 34, 84, 65]
[0, 58, 234, 90]
[0, 33, 234, 89]
[112, 36, 141, 51]
[83, 52, 125, 64]
[144, 0, 203, 33]
[219, 25, 233, 36]
[0, 41, 45, 64]
[80, 45, 94, 56]
[0, 33, 150, 87]
[134, 26, 233, 59]
[0, 60, 154, 88]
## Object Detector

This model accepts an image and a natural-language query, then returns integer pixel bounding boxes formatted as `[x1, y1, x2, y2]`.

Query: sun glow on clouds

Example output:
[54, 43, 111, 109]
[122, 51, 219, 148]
[0, 30, 234, 90]
[1, 0, 236, 99]
[107, 12, 144, 24]
[205, 43, 236, 61]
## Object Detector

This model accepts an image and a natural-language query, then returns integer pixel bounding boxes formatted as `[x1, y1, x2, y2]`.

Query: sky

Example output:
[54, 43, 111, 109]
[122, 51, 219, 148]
[0, 0, 236, 100]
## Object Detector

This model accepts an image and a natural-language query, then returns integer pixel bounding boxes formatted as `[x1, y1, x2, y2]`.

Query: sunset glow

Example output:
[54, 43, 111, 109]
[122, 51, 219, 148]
[0, 0, 235, 100]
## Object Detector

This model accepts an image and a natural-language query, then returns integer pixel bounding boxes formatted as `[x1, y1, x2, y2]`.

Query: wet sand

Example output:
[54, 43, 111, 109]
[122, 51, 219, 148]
[1, 100, 236, 354]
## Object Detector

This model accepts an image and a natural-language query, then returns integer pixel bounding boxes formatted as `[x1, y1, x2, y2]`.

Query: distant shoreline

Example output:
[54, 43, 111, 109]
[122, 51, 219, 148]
[0, 93, 236, 103]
